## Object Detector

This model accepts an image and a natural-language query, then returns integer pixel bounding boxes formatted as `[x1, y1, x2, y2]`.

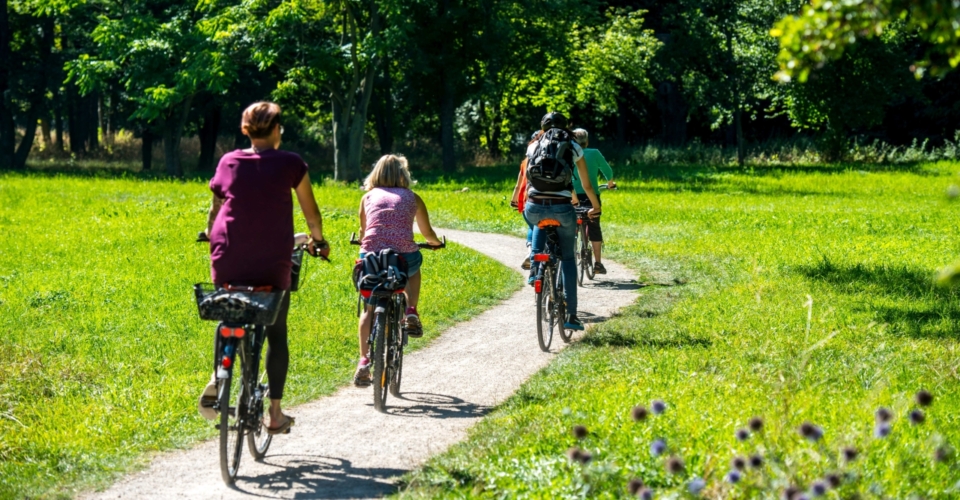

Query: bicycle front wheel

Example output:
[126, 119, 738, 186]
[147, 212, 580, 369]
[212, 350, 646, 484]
[536, 266, 555, 352]
[558, 273, 572, 343]
[372, 312, 389, 412]
[584, 228, 595, 280]
[574, 226, 583, 287]
[218, 370, 244, 484]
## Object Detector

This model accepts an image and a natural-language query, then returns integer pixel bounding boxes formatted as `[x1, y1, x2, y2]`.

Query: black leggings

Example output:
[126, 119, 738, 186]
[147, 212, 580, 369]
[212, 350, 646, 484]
[264, 293, 291, 400]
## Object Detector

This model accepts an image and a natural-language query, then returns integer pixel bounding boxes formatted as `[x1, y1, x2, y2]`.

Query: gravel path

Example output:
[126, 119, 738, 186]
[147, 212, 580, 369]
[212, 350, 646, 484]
[84, 228, 640, 500]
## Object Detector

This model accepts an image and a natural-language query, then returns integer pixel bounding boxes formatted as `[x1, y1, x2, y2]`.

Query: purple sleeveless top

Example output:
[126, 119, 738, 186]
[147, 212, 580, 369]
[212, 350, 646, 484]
[361, 187, 419, 254]
[209, 149, 308, 289]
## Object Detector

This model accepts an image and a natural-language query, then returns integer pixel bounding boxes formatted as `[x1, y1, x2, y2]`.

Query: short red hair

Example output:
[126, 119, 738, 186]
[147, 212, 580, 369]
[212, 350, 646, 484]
[241, 102, 281, 139]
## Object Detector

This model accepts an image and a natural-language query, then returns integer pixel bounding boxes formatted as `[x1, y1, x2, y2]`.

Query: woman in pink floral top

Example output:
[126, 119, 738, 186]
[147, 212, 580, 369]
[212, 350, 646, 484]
[353, 155, 442, 386]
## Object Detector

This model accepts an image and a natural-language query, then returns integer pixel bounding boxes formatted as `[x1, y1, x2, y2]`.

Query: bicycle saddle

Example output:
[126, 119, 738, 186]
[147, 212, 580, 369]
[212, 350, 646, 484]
[538, 219, 562, 228]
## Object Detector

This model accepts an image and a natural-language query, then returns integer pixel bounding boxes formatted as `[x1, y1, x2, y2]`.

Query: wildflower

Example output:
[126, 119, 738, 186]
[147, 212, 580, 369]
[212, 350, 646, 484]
[842, 447, 859, 462]
[725, 470, 742, 484]
[627, 478, 644, 495]
[909, 409, 925, 425]
[567, 447, 591, 464]
[666, 456, 685, 474]
[687, 477, 706, 494]
[874, 422, 892, 438]
[731, 456, 746, 470]
[572, 425, 589, 439]
[825, 473, 842, 488]
[810, 480, 828, 496]
[875, 407, 892, 423]
[782, 486, 802, 500]
[748, 416, 764, 432]
[631, 405, 649, 422]
[934, 446, 950, 463]
[637, 488, 653, 500]
[651, 400, 667, 415]
[649, 438, 667, 457]
[799, 421, 823, 441]
[749, 454, 764, 468]
[735, 428, 750, 441]
[915, 389, 934, 407]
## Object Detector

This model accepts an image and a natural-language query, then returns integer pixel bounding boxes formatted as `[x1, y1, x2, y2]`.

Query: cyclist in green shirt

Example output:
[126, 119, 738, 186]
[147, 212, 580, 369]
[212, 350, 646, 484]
[571, 128, 615, 274]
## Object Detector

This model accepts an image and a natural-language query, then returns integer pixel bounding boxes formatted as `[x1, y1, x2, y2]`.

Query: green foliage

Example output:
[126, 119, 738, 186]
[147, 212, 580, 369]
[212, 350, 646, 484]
[399, 163, 960, 498]
[0, 173, 519, 498]
[773, 0, 960, 80]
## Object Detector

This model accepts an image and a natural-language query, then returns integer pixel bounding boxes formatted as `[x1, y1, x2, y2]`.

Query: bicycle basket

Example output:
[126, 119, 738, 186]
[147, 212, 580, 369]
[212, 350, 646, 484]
[193, 283, 287, 325]
[290, 248, 305, 292]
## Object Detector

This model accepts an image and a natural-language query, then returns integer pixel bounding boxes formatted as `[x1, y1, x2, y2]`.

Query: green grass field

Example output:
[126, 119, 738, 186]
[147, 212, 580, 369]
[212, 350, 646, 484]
[402, 162, 960, 498]
[0, 173, 520, 499]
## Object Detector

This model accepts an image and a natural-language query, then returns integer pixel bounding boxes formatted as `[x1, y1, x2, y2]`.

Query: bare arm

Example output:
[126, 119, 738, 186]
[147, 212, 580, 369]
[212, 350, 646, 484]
[511, 159, 527, 206]
[294, 173, 324, 241]
[413, 193, 442, 246]
[577, 157, 601, 214]
[206, 195, 224, 237]
[358, 194, 367, 238]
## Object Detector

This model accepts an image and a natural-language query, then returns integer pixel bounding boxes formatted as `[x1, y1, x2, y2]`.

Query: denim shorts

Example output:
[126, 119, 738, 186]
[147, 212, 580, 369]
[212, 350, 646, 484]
[358, 250, 423, 277]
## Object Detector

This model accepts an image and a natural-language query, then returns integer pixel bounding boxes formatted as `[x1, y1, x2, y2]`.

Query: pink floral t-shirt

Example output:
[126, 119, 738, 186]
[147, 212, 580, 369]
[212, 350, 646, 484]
[360, 187, 419, 254]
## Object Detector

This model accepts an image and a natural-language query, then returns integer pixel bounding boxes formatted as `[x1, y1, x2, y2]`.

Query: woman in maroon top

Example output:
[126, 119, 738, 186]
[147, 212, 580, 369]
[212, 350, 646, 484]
[199, 102, 330, 435]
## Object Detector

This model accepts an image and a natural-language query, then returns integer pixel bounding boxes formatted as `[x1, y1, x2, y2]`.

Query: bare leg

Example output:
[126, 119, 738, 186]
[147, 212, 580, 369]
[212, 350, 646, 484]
[592, 241, 602, 263]
[268, 399, 283, 427]
[404, 272, 422, 309]
[358, 305, 373, 359]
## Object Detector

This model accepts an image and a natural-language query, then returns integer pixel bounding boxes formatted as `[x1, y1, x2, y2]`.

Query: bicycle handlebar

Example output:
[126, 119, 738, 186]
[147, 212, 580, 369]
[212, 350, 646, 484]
[349, 232, 446, 250]
[197, 230, 329, 261]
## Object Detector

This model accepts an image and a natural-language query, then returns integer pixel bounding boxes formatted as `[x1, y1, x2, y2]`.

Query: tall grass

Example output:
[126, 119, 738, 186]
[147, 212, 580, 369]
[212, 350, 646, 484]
[0, 173, 520, 499]
[400, 162, 960, 498]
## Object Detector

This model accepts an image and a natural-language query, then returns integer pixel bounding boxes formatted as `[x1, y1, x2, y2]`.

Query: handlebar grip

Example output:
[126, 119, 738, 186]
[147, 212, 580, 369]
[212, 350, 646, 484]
[196, 231, 210, 243]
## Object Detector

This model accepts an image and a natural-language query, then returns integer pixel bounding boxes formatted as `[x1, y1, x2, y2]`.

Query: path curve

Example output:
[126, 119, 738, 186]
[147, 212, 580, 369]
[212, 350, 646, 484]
[83, 228, 640, 500]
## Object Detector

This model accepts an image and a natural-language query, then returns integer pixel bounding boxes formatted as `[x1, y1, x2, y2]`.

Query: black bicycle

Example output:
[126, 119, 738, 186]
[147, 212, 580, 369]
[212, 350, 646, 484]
[530, 218, 574, 350]
[350, 234, 445, 412]
[574, 184, 614, 286]
[195, 233, 322, 484]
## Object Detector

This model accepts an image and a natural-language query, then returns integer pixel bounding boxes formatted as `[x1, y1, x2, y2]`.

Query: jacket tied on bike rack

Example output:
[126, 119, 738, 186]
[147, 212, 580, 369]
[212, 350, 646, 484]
[353, 249, 409, 298]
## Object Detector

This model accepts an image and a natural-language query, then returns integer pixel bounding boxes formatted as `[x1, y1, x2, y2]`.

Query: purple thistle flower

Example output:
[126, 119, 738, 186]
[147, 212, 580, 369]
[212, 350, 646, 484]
[909, 409, 925, 425]
[825, 473, 842, 488]
[627, 478, 644, 495]
[810, 480, 828, 496]
[631, 405, 649, 422]
[749, 454, 764, 468]
[725, 470, 742, 484]
[572, 424, 589, 439]
[731, 456, 746, 470]
[735, 428, 750, 441]
[567, 447, 591, 464]
[874, 422, 892, 438]
[687, 477, 706, 495]
[842, 447, 859, 462]
[782, 486, 802, 500]
[915, 389, 934, 407]
[638, 488, 653, 500]
[651, 400, 667, 415]
[666, 456, 685, 474]
[748, 416, 764, 432]
[875, 407, 893, 423]
[796, 495, 810, 500]
[799, 421, 823, 441]
[934, 446, 949, 462]
[649, 438, 667, 457]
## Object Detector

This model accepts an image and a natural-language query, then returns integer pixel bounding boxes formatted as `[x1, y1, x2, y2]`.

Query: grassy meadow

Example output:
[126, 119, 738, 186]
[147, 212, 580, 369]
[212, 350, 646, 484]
[401, 162, 960, 498]
[0, 172, 520, 499]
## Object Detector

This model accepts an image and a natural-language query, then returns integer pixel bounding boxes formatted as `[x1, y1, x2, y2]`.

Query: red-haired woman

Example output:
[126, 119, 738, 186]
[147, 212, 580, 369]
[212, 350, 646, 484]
[199, 102, 330, 435]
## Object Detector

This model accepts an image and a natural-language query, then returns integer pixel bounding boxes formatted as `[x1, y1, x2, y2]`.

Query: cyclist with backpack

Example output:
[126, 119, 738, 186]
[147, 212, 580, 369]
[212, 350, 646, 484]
[571, 128, 615, 274]
[522, 112, 601, 331]
[353, 154, 443, 386]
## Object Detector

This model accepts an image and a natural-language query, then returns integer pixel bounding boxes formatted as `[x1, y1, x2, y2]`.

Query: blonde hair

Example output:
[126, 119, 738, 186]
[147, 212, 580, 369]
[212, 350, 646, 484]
[364, 154, 412, 191]
[241, 102, 281, 139]
[573, 128, 589, 146]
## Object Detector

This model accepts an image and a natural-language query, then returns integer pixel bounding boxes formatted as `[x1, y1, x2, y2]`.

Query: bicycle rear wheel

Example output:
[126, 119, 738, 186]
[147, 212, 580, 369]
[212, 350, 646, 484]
[246, 372, 272, 460]
[536, 266, 555, 352]
[372, 311, 389, 412]
[218, 370, 244, 484]
[574, 225, 583, 287]
[389, 343, 404, 397]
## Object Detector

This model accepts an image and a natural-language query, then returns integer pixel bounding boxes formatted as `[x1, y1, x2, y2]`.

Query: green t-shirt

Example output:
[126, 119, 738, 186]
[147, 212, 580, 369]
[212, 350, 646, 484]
[572, 148, 613, 195]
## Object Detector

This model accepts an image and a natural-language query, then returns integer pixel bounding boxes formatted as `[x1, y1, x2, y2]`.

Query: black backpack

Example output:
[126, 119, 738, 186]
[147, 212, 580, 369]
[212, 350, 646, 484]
[352, 249, 409, 293]
[526, 128, 576, 193]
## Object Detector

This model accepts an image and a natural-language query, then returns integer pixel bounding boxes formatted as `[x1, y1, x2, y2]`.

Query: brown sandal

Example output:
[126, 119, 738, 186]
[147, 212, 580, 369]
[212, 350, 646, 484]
[265, 414, 295, 435]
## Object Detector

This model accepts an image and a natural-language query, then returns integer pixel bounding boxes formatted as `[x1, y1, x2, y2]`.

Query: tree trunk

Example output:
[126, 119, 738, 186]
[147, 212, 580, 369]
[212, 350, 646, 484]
[0, 0, 14, 169]
[40, 118, 52, 149]
[440, 71, 456, 172]
[372, 64, 394, 155]
[656, 81, 687, 146]
[332, 98, 351, 181]
[141, 126, 154, 171]
[198, 104, 220, 170]
[735, 107, 744, 166]
[54, 98, 64, 151]
[487, 98, 503, 159]
[86, 94, 99, 151]
[162, 96, 193, 177]
[13, 110, 39, 169]
[67, 82, 82, 154]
